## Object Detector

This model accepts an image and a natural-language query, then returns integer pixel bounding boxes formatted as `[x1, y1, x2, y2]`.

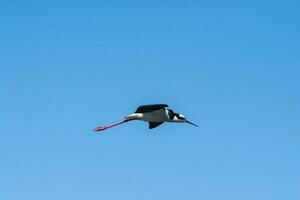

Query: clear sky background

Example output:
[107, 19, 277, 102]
[1, 1, 299, 200]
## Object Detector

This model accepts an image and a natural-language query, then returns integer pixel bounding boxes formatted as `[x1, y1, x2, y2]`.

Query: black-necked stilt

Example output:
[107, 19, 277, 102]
[94, 104, 198, 131]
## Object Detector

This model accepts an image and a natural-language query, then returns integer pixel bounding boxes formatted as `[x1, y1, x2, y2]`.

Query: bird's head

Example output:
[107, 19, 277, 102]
[177, 114, 198, 127]
[177, 114, 186, 121]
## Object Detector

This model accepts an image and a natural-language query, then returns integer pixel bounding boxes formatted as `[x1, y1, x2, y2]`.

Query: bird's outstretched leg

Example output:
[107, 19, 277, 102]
[94, 119, 132, 132]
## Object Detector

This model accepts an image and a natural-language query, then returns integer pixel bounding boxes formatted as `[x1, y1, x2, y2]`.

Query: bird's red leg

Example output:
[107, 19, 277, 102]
[94, 119, 131, 132]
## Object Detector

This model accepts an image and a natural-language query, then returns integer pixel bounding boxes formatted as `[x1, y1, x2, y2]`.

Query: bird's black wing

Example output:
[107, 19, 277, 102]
[149, 122, 164, 129]
[135, 104, 168, 113]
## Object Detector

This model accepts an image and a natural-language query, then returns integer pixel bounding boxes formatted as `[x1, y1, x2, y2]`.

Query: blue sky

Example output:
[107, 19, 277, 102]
[1, 1, 299, 199]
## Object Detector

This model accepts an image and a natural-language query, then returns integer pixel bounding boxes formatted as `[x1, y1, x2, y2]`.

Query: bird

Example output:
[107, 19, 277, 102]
[94, 104, 198, 131]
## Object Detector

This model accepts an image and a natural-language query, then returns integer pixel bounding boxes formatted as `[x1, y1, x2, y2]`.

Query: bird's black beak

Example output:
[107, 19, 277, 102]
[185, 120, 199, 127]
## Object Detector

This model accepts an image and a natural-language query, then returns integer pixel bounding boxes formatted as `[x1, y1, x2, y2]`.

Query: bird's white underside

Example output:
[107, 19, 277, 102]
[125, 109, 183, 123]
[142, 109, 170, 122]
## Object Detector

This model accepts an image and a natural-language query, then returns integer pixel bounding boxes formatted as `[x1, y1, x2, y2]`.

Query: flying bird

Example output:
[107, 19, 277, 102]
[94, 104, 198, 131]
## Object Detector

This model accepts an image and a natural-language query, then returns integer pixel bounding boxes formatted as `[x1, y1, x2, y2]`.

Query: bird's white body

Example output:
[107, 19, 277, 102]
[142, 109, 171, 122]
[125, 109, 184, 123]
